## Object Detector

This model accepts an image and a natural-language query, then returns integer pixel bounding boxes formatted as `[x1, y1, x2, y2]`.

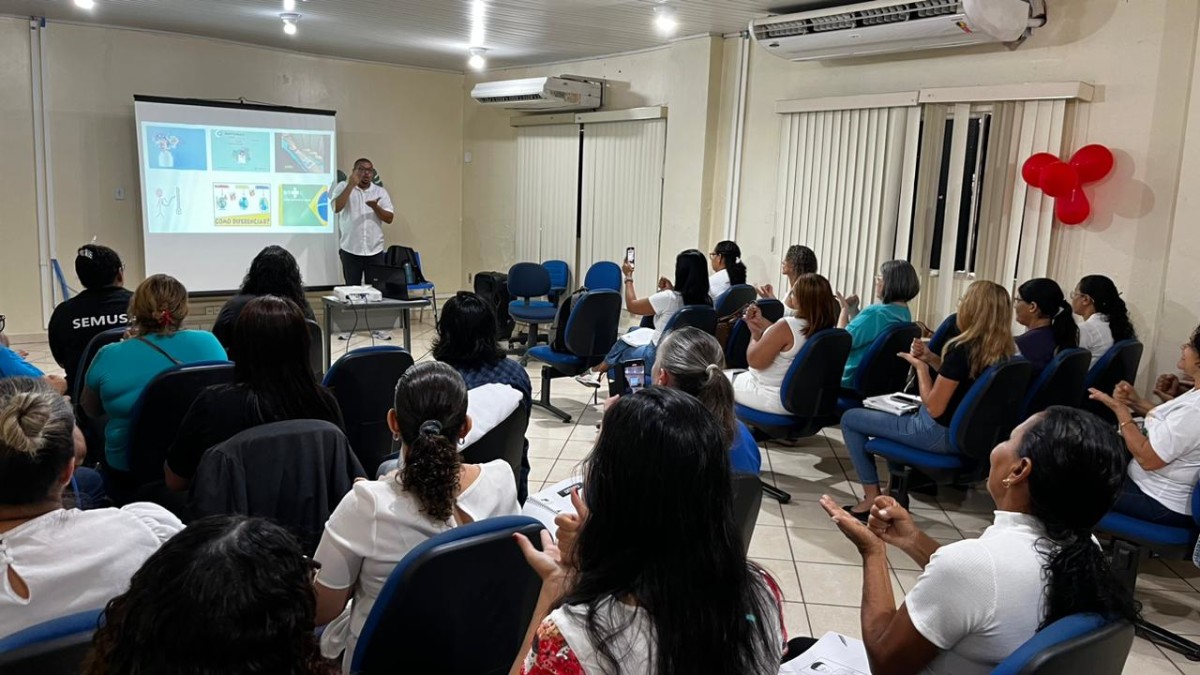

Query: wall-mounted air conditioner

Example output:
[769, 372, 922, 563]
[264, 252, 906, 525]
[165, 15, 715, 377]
[470, 76, 603, 111]
[751, 0, 1046, 62]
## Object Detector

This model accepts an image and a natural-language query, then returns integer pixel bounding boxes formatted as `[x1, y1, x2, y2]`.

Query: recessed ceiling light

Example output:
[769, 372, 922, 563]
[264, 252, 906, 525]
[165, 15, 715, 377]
[280, 12, 300, 35]
[283, 0, 295, 10]
[468, 47, 487, 71]
[653, 6, 678, 36]
[74, 0, 96, 8]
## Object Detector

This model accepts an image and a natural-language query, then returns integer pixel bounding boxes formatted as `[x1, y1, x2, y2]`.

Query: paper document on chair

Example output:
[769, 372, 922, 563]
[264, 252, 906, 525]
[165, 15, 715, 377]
[619, 327, 655, 347]
[779, 632, 870, 675]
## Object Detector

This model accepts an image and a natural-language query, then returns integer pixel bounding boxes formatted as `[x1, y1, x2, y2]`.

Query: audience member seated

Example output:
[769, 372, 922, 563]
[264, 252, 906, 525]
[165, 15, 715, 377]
[840, 281, 1016, 517]
[312, 362, 519, 668]
[510, 388, 787, 674]
[0, 341, 67, 394]
[432, 291, 532, 501]
[48, 244, 132, 394]
[82, 274, 226, 478]
[574, 249, 710, 387]
[1013, 278, 1078, 376]
[817, 406, 1137, 675]
[708, 239, 747, 301]
[211, 245, 316, 353]
[0, 378, 181, 638]
[727, 273, 838, 415]
[838, 260, 921, 388]
[652, 327, 760, 474]
[1089, 324, 1200, 528]
[1071, 274, 1137, 367]
[756, 244, 818, 313]
[83, 515, 335, 675]
[164, 296, 344, 491]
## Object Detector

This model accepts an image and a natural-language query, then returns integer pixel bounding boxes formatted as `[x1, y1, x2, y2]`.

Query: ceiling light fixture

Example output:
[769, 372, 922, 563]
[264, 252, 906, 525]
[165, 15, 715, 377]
[469, 0, 487, 48]
[468, 47, 488, 71]
[283, 0, 295, 11]
[653, 5, 678, 36]
[74, 0, 96, 8]
[281, 12, 300, 35]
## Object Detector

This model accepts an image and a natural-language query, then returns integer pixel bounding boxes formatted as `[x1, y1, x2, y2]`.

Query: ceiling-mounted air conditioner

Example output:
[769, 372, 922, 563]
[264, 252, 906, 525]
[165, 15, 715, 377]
[470, 76, 603, 111]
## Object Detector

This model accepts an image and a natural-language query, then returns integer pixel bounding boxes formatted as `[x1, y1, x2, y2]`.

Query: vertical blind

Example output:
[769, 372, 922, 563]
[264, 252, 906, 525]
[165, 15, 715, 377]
[515, 125, 580, 267]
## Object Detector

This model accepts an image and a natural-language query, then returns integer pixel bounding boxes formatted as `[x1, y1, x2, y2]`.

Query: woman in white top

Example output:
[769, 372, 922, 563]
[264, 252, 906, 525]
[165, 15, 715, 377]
[575, 249, 710, 388]
[727, 273, 839, 414]
[1071, 274, 1137, 366]
[707, 240, 747, 302]
[1089, 324, 1200, 529]
[818, 406, 1137, 675]
[756, 244, 818, 313]
[0, 377, 181, 638]
[510, 388, 788, 675]
[313, 362, 520, 668]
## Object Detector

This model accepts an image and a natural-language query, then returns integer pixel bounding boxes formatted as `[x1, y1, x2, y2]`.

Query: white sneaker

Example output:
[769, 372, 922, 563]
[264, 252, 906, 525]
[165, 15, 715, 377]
[371, 330, 392, 341]
[574, 371, 602, 388]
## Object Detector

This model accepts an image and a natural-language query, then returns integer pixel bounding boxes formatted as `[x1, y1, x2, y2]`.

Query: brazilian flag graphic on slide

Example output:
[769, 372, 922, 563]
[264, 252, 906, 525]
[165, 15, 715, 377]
[280, 185, 330, 228]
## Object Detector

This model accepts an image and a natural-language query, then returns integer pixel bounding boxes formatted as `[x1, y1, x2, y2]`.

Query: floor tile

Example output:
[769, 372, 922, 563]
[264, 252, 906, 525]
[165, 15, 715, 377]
[526, 436, 565, 460]
[526, 457, 555, 484]
[756, 500, 785, 528]
[545, 458, 583, 483]
[806, 604, 863, 640]
[751, 557, 803, 603]
[1127, 635, 1188, 674]
[795, 561, 904, 608]
[944, 510, 994, 538]
[747, 525, 792, 561]
[526, 416, 578, 440]
[787, 528, 862, 566]
[781, 602, 811, 640]
[779, 500, 838, 531]
[892, 568, 922, 595]
[1161, 639, 1200, 673]
[557, 440, 593, 461]
[1139, 588, 1200, 636]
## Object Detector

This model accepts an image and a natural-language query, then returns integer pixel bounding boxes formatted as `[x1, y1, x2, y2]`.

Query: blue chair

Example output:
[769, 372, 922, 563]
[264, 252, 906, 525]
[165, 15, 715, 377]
[323, 346, 415, 474]
[1082, 339, 1144, 425]
[737, 328, 853, 503]
[991, 613, 1134, 675]
[724, 298, 789, 369]
[864, 358, 1032, 508]
[527, 290, 622, 423]
[838, 322, 923, 413]
[1019, 348, 1091, 418]
[507, 263, 557, 362]
[757, 298, 786, 322]
[1099, 483, 1200, 661]
[407, 250, 438, 324]
[543, 259, 571, 304]
[74, 326, 127, 464]
[714, 284, 757, 317]
[0, 609, 102, 674]
[350, 516, 545, 675]
[927, 313, 959, 356]
[583, 261, 622, 292]
[660, 304, 718, 337]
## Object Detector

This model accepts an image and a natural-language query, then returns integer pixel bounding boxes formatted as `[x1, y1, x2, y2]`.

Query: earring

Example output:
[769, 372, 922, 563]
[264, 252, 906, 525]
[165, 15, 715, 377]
[459, 437, 466, 446]
[392, 433, 401, 441]
[1001, 478, 1013, 488]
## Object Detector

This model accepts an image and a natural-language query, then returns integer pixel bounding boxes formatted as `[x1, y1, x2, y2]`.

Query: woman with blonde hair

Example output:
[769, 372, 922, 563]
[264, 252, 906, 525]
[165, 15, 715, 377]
[839, 281, 1016, 517]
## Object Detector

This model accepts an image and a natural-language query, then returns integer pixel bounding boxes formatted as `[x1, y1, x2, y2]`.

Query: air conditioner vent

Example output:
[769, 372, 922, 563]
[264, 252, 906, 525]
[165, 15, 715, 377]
[754, 0, 961, 41]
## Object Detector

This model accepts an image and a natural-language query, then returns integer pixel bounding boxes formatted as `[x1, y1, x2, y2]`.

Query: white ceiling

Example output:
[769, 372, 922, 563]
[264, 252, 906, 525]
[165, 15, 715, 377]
[2, 0, 847, 71]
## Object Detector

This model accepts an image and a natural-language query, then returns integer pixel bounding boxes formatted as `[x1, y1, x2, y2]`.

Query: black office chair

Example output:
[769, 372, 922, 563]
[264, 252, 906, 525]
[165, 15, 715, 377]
[838, 322, 923, 412]
[126, 360, 235, 488]
[731, 472, 763, 557]
[757, 298, 786, 322]
[991, 613, 1134, 675]
[350, 516, 545, 675]
[1082, 339, 1144, 424]
[714, 284, 757, 317]
[927, 313, 959, 356]
[305, 319, 324, 379]
[323, 346, 416, 474]
[0, 610, 101, 675]
[461, 405, 529, 494]
[660, 304, 717, 337]
[1019, 348, 1091, 418]
[736, 328, 852, 503]
[724, 299, 787, 369]
[526, 290, 622, 423]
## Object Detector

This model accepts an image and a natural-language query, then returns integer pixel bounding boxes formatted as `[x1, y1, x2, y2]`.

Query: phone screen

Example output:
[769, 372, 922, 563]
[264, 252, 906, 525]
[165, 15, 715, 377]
[624, 361, 645, 393]
[625, 246, 636, 264]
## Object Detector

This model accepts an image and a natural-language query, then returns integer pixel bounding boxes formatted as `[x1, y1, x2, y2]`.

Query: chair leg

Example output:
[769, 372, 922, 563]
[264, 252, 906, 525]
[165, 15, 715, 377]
[530, 368, 573, 423]
[888, 467, 912, 511]
[519, 324, 539, 366]
[761, 479, 792, 504]
[430, 290, 439, 323]
[1137, 620, 1200, 661]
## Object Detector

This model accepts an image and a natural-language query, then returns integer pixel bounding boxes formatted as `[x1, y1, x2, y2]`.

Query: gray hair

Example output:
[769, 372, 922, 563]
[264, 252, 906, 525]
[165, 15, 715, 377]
[880, 259, 920, 304]
[654, 328, 736, 448]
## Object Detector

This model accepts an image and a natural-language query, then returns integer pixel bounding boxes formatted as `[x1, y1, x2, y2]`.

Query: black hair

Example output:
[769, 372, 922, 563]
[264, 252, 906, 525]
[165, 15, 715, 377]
[75, 244, 123, 290]
[239, 246, 311, 314]
[353, 158, 372, 168]
[393, 362, 469, 522]
[1079, 275, 1136, 342]
[1018, 278, 1078, 351]
[1019, 406, 1139, 629]
[713, 240, 748, 285]
[84, 515, 335, 675]
[563, 388, 778, 674]
[231, 296, 342, 427]
[432, 291, 505, 369]
[0, 377, 75, 506]
[785, 245, 818, 276]
[674, 249, 712, 306]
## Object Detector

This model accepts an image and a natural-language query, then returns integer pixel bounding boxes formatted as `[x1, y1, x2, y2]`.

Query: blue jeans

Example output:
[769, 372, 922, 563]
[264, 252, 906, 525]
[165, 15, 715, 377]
[603, 339, 657, 371]
[840, 407, 952, 486]
[1112, 477, 1195, 528]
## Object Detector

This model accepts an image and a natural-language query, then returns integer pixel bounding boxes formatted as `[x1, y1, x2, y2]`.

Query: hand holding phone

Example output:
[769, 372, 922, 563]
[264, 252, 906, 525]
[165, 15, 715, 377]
[625, 246, 636, 265]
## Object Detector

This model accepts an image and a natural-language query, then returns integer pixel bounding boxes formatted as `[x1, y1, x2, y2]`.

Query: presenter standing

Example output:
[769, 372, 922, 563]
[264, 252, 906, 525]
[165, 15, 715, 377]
[332, 158, 394, 286]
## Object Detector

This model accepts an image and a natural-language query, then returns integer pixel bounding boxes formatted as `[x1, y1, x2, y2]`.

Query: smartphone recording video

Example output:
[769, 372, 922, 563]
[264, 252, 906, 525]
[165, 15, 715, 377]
[625, 246, 636, 265]
[624, 360, 646, 394]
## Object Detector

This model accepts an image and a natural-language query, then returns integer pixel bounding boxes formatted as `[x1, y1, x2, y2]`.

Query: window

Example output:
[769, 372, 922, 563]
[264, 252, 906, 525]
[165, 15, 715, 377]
[912, 113, 991, 274]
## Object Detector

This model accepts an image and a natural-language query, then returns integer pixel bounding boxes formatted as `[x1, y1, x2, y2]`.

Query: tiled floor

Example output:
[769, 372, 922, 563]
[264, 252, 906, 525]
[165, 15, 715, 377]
[12, 317, 1200, 673]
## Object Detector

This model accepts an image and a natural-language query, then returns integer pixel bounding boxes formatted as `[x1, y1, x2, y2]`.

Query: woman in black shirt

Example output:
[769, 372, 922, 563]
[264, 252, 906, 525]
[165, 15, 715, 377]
[165, 296, 343, 490]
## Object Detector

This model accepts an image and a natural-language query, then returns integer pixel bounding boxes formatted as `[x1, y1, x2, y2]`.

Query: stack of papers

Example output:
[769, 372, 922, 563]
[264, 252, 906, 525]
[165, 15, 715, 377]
[780, 632, 870, 675]
[862, 392, 921, 416]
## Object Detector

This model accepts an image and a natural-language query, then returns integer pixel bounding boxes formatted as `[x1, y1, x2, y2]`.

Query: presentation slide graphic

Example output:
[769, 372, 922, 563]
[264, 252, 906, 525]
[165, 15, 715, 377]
[213, 183, 272, 227]
[149, 184, 185, 231]
[211, 129, 272, 172]
[145, 126, 208, 171]
[276, 132, 332, 174]
[280, 184, 331, 227]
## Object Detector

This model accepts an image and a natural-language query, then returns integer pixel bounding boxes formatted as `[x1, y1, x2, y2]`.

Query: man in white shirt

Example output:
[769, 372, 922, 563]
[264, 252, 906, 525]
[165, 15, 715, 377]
[331, 158, 394, 286]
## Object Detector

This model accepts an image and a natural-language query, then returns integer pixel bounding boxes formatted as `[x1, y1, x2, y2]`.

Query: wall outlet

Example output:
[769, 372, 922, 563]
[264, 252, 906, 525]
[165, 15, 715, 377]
[205, 305, 218, 315]
[114, 187, 125, 201]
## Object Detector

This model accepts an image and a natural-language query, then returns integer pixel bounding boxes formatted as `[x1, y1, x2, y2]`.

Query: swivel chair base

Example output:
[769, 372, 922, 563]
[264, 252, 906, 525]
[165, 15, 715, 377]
[531, 366, 576, 424]
[1108, 538, 1200, 661]
[1136, 619, 1200, 661]
[761, 480, 791, 504]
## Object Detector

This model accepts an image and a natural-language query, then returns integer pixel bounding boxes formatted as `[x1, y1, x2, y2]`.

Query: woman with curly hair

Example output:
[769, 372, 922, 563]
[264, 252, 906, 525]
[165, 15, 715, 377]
[212, 245, 316, 352]
[312, 361, 520, 668]
[84, 515, 334, 675]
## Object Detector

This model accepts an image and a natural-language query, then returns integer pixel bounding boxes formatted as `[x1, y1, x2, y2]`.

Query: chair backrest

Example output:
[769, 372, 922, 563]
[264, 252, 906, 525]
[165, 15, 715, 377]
[0, 609, 101, 675]
[305, 319, 323, 379]
[991, 614, 1133, 675]
[506, 262, 551, 300]
[1020, 348, 1091, 417]
[757, 298, 786, 323]
[73, 326, 126, 400]
[127, 360, 235, 485]
[561, 290, 623, 360]
[461, 405, 530, 489]
[949, 358, 1033, 459]
[322, 346, 416, 473]
[583, 261, 622, 292]
[542, 260, 570, 291]
[928, 313, 960, 356]
[779, 328, 853, 420]
[351, 516, 545, 675]
[714, 284, 758, 317]
[851, 322, 923, 399]
[1082, 339, 1144, 423]
[662, 304, 717, 337]
[724, 319, 752, 369]
[731, 472, 763, 557]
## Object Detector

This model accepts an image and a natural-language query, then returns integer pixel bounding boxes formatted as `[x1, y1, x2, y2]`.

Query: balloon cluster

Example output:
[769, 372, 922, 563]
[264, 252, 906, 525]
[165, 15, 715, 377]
[1021, 145, 1115, 226]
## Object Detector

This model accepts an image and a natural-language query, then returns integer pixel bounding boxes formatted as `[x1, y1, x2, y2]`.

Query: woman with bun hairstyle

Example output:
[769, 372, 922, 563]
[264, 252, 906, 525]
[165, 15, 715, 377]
[708, 240, 748, 301]
[1071, 274, 1136, 367]
[1013, 278, 1078, 376]
[312, 361, 520, 668]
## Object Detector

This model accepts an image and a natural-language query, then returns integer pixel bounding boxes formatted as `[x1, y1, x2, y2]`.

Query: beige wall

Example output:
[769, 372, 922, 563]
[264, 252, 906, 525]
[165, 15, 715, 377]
[460, 36, 725, 284]
[1, 18, 464, 335]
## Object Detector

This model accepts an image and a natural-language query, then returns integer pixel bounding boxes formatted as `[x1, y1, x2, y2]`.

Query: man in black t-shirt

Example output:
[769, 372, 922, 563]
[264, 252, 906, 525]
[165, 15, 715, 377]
[48, 244, 133, 393]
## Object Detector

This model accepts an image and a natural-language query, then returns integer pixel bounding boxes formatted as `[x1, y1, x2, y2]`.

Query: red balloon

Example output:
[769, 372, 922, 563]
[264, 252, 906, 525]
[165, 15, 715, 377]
[1022, 152, 1059, 187]
[1069, 144, 1115, 183]
[1039, 161, 1081, 198]
[1056, 189, 1091, 225]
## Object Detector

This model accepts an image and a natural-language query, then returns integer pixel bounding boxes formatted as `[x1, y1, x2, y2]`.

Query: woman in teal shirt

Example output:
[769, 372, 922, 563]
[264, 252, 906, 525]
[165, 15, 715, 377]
[836, 260, 921, 388]
[83, 274, 227, 474]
